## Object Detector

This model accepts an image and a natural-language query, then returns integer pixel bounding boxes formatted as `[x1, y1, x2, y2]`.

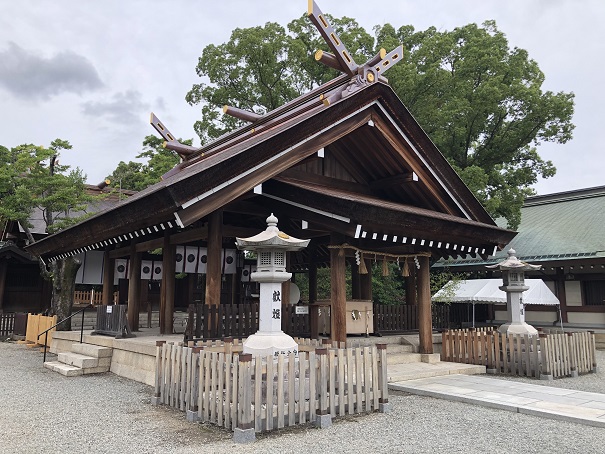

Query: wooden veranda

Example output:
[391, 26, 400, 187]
[26, 2, 515, 354]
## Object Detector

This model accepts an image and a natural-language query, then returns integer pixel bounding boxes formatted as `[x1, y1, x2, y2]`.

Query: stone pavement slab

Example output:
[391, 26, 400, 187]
[390, 374, 605, 428]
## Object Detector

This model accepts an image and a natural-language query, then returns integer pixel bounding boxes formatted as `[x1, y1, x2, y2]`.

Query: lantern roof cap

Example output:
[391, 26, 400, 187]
[486, 248, 542, 271]
[235, 213, 310, 251]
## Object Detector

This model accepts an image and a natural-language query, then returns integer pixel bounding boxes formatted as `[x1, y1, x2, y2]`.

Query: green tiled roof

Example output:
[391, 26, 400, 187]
[439, 186, 605, 267]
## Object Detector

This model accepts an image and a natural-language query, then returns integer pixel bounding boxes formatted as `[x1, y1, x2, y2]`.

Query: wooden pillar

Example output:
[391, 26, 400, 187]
[555, 267, 568, 323]
[102, 250, 114, 305]
[160, 233, 176, 334]
[309, 251, 319, 339]
[187, 274, 196, 305]
[127, 245, 142, 332]
[0, 261, 7, 312]
[205, 210, 223, 307]
[351, 260, 361, 299]
[360, 259, 372, 301]
[417, 255, 433, 354]
[330, 236, 347, 344]
[140, 280, 149, 312]
[406, 263, 417, 306]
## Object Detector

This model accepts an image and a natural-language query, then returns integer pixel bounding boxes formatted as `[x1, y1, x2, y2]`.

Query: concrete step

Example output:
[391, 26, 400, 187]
[58, 352, 100, 369]
[57, 352, 93, 368]
[387, 362, 486, 382]
[71, 343, 112, 358]
[387, 352, 441, 365]
[387, 353, 423, 365]
[386, 344, 415, 354]
[345, 336, 406, 348]
[44, 361, 83, 377]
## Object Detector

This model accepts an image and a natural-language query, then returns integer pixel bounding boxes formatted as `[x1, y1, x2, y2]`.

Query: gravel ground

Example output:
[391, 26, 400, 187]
[1, 341, 604, 454]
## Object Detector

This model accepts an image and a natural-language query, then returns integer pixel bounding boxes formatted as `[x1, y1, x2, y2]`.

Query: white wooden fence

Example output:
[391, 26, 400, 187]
[441, 328, 597, 379]
[154, 340, 389, 432]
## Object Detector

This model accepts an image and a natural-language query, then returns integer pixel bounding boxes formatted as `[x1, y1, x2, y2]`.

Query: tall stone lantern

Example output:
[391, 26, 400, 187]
[235, 214, 310, 357]
[486, 248, 542, 336]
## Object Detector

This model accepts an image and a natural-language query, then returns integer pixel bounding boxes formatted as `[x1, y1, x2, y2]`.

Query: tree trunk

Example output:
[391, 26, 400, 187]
[50, 257, 81, 330]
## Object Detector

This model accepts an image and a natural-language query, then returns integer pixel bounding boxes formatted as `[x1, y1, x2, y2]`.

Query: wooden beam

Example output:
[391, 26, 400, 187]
[161, 234, 176, 334]
[417, 255, 433, 354]
[330, 234, 347, 344]
[309, 246, 318, 339]
[370, 172, 417, 191]
[127, 245, 142, 332]
[267, 178, 515, 247]
[246, 195, 357, 238]
[102, 250, 114, 305]
[205, 210, 223, 307]
[109, 245, 132, 259]
[280, 168, 374, 196]
[170, 226, 208, 244]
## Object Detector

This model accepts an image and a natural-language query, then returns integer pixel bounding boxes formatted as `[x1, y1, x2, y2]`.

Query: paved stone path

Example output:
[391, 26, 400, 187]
[390, 373, 605, 428]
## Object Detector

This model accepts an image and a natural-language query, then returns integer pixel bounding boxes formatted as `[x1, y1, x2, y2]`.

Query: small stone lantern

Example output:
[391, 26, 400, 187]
[235, 214, 310, 357]
[486, 248, 541, 336]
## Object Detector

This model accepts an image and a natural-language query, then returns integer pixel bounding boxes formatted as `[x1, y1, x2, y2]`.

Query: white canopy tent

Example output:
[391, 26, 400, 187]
[432, 279, 561, 329]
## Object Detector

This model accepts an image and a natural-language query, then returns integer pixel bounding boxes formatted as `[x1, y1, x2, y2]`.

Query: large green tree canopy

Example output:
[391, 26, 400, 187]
[186, 15, 574, 229]
[0, 140, 98, 325]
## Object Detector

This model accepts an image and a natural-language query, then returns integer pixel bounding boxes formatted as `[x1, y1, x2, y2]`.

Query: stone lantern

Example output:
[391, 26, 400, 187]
[235, 214, 310, 357]
[487, 248, 542, 336]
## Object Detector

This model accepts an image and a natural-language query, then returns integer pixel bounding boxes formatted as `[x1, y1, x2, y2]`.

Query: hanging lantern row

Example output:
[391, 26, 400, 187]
[327, 244, 431, 276]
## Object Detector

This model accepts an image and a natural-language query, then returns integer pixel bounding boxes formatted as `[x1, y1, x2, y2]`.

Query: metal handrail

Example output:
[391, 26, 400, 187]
[37, 304, 93, 363]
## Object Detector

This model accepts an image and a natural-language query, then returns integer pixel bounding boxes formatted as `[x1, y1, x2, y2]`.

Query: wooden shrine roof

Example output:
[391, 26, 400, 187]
[26, 78, 515, 262]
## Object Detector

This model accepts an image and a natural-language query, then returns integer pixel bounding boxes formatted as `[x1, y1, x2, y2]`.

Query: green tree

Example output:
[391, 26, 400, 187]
[105, 135, 190, 191]
[186, 15, 373, 144]
[186, 18, 574, 228]
[0, 140, 97, 327]
[375, 21, 573, 228]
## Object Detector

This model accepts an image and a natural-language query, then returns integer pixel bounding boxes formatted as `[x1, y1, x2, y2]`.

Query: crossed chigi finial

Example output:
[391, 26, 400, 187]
[307, 0, 404, 105]
[151, 1, 405, 160]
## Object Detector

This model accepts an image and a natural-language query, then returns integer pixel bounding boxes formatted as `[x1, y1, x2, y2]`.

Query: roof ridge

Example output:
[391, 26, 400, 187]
[525, 185, 605, 206]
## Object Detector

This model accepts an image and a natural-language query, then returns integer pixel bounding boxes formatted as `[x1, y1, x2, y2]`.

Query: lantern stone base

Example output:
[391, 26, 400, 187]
[498, 322, 538, 336]
[243, 331, 299, 357]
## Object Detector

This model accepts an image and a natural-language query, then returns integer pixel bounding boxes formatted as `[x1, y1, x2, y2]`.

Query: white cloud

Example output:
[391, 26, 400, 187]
[0, 42, 103, 100]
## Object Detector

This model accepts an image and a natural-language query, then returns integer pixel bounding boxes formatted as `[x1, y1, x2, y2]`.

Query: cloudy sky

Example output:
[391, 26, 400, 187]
[1, 0, 602, 195]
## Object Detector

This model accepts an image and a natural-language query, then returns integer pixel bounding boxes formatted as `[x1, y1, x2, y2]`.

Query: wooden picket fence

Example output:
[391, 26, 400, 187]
[187, 303, 259, 340]
[441, 328, 598, 379]
[373, 304, 450, 334]
[73, 290, 118, 305]
[0, 313, 15, 337]
[154, 339, 389, 433]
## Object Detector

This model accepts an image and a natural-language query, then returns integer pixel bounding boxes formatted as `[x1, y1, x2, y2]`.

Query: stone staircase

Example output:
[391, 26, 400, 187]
[44, 343, 113, 377]
[346, 334, 486, 383]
